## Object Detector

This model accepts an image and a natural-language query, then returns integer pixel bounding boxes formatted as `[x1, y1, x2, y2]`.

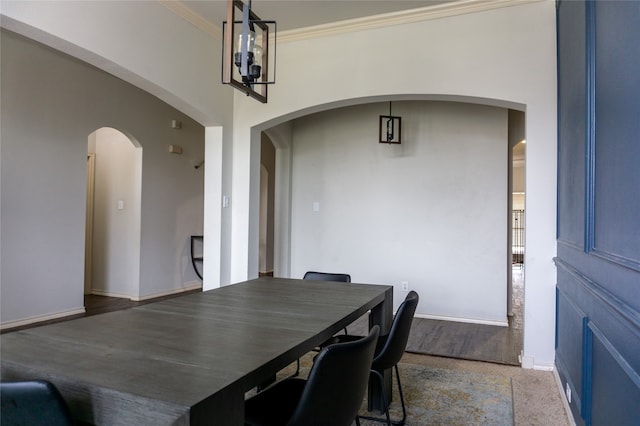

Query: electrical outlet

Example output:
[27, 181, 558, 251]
[401, 281, 409, 291]
[565, 382, 571, 403]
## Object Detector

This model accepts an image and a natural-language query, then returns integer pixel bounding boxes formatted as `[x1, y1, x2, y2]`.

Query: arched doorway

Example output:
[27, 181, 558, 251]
[259, 133, 276, 277]
[85, 127, 142, 299]
[261, 99, 525, 364]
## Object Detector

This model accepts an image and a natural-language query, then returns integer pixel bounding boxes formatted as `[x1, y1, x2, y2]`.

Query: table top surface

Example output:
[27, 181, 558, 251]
[1, 277, 392, 424]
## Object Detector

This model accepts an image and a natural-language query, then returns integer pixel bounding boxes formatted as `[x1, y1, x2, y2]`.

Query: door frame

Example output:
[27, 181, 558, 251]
[85, 152, 96, 295]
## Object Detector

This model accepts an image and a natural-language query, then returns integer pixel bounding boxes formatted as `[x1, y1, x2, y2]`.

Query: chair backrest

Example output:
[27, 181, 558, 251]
[303, 271, 351, 283]
[372, 290, 419, 371]
[287, 325, 379, 426]
[1, 380, 73, 426]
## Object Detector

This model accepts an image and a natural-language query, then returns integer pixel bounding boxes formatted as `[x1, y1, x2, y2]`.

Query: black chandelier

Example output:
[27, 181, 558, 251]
[379, 102, 402, 144]
[222, 0, 276, 103]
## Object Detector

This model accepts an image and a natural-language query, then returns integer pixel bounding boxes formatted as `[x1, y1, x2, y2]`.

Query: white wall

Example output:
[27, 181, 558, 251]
[91, 127, 142, 299]
[230, 1, 557, 367]
[290, 101, 508, 323]
[0, 30, 204, 327]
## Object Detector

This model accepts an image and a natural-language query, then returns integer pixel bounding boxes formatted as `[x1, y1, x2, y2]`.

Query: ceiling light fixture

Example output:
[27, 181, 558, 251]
[379, 102, 401, 144]
[222, 0, 276, 103]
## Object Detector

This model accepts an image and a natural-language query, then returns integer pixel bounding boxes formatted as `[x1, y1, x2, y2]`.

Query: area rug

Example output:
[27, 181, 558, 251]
[358, 362, 514, 426]
[277, 357, 514, 426]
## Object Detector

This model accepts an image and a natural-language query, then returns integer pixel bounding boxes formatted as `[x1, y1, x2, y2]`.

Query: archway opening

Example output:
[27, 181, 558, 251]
[255, 97, 526, 364]
[85, 127, 142, 300]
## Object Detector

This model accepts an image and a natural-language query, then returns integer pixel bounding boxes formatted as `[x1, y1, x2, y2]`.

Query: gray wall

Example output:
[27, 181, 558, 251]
[0, 30, 205, 326]
[289, 101, 509, 323]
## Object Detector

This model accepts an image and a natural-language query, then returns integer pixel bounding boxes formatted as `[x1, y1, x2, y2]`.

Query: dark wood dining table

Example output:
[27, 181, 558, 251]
[1, 277, 393, 425]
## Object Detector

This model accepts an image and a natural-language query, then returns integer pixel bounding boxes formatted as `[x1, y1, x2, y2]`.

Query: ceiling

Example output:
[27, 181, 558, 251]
[181, 0, 457, 32]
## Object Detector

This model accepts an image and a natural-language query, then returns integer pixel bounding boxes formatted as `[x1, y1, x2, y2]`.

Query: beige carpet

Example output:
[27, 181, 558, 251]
[402, 353, 571, 426]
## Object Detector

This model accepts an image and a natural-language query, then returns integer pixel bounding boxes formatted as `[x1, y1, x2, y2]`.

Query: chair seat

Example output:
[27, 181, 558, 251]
[245, 378, 307, 426]
[0, 380, 73, 426]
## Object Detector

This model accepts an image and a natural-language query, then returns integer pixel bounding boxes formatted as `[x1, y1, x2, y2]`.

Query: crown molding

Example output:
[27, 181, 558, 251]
[160, 0, 221, 38]
[278, 0, 543, 43]
[162, 0, 543, 42]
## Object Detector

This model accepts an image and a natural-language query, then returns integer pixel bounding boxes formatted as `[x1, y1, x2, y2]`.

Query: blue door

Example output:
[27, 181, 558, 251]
[556, 1, 640, 425]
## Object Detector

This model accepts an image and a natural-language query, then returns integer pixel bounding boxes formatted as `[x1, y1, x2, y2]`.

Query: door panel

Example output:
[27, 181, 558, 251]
[592, 1, 640, 265]
[556, 0, 586, 247]
[556, 1, 640, 425]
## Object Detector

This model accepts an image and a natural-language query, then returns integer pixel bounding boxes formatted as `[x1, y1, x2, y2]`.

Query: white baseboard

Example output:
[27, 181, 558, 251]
[90, 289, 132, 299]
[518, 351, 554, 371]
[90, 282, 203, 302]
[133, 282, 203, 301]
[533, 363, 555, 371]
[415, 313, 509, 327]
[0, 307, 86, 331]
[553, 367, 577, 425]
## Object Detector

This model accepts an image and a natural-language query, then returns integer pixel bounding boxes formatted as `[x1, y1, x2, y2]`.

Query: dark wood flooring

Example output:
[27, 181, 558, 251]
[83, 290, 202, 316]
[408, 316, 522, 365]
[347, 314, 522, 366]
[83, 294, 145, 315]
[1, 290, 201, 334]
[4, 271, 524, 366]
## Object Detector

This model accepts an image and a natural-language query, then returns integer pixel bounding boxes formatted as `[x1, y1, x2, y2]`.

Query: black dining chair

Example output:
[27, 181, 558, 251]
[284, 270, 352, 378]
[245, 325, 380, 426]
[1, 380, 74, 426]
[303, 271, 352, 283]
[334, 290, 419, 426]
[303, 271, 351, 336]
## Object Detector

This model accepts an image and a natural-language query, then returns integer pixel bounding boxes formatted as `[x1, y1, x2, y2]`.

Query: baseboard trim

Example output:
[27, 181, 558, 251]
[415, 313, 509, 327]
[0, 307, 86, 331]
[132, 282, 203, 302]
[553, 366, 577, 425]
[90, 283, 203, 302]
[517, 351, 555, 371]
[532, 363, 555, 371]
[90, 290, 131, 299]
